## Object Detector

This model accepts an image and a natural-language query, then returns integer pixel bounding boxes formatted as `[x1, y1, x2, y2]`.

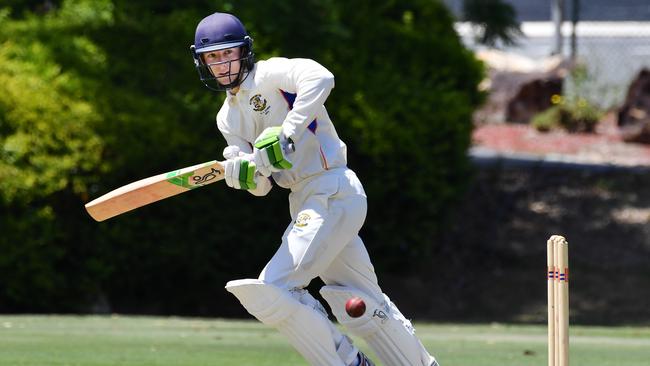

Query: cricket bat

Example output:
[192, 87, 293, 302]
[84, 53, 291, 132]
[85, 160, 225, 222]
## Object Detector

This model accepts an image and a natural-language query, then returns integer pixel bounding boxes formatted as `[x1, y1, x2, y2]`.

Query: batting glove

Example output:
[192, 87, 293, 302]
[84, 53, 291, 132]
[223, 146, 257, 190]
[253, 126, 294, 177]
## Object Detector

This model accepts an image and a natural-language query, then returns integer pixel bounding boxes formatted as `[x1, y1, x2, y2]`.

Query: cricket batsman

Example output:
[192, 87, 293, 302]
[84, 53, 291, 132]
[191, 12, 440, 366]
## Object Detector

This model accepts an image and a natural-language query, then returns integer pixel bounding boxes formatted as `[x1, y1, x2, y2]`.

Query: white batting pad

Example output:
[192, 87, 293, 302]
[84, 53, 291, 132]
[226, 279, 354, 366]
[320, 285, 437, 366]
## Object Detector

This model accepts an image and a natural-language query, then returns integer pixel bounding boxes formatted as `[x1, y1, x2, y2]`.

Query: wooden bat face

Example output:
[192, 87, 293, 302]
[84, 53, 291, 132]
[85, 160, 225, 222]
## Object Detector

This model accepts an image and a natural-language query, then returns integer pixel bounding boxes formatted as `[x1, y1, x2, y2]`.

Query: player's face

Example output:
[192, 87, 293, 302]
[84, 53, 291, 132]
[202, 47, 242, 86]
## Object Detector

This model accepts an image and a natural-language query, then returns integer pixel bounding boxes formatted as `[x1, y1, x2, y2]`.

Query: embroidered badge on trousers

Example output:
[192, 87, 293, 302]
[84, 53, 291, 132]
[295, 213, 311, 228]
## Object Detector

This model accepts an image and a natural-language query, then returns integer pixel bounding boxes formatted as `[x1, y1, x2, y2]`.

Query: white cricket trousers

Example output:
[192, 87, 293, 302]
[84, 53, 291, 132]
[259, 168, 383, 303]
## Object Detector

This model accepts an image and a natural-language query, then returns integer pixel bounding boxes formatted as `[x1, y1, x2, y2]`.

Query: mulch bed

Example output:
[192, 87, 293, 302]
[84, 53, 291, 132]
[472, 113, 650, 166]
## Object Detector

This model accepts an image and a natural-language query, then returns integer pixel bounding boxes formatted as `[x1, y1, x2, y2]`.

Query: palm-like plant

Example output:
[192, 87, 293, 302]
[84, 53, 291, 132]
[462, 0, 523, 47]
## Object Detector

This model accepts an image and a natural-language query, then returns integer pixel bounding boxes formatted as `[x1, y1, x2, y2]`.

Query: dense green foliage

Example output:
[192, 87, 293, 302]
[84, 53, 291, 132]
[0, 0, 483, 313]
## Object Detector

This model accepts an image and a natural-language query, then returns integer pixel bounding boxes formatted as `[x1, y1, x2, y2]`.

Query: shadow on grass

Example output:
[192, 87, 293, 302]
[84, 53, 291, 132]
[383, 158, 650, 325]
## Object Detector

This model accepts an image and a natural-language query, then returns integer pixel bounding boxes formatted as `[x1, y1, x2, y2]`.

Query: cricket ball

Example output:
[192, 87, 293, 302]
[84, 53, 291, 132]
[345, 296, 366, 318]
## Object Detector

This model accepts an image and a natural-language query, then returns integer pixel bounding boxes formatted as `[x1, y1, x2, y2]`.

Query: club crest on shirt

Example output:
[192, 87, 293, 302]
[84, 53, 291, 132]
[295, 213, 311, 228]
[249, 94, 270, 114]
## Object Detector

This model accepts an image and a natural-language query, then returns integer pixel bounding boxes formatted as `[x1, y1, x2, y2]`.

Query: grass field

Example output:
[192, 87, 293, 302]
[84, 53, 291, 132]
[1, 315, 649, 365]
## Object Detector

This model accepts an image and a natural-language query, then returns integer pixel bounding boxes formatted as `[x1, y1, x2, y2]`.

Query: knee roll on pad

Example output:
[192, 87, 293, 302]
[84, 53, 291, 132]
[226, 279, 356, 366]
[225, 278, 299, 325]
[320, 285, 436, 366]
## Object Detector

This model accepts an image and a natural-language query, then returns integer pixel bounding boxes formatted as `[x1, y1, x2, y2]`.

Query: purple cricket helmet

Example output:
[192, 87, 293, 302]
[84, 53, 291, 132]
[190, 12, 254, 91]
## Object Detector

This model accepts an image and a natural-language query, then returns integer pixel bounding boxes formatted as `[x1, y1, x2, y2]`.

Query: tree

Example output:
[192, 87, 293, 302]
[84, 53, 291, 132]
[463, 0, 523, 47]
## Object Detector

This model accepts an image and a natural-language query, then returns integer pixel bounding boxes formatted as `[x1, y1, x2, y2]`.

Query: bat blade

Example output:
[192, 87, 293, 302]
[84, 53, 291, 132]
[85, 160, 225, 222]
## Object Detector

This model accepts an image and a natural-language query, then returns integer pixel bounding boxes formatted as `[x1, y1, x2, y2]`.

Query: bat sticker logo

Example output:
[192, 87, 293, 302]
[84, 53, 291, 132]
[192, 168, 222, 185]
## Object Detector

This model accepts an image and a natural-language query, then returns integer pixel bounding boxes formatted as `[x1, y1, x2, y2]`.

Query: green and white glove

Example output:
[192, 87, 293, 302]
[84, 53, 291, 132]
[253, 126, 294, 177]
[223, 146, 257, 190]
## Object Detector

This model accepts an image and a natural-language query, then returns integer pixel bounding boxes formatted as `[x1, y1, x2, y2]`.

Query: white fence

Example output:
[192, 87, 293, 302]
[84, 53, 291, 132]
[456, 21, 650, 108]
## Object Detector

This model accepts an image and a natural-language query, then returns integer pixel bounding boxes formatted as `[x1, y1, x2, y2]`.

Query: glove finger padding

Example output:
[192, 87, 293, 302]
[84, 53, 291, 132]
[224, 158, 257, 190]
[254, 127, 293, 175]
[254, 148, 273, 177]
[224, 159, 236, 188]
[238, 159, 257, 190]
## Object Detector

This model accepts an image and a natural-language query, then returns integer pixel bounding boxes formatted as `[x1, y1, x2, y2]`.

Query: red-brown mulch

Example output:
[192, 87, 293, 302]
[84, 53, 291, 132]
[472, 113, 650, 166]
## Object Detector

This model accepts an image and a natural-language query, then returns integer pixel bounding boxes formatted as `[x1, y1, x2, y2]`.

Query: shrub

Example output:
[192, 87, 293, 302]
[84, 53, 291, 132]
[532, 65, 604, 133]
[1, 0, 484, 313]
[532, 96, 603, 133]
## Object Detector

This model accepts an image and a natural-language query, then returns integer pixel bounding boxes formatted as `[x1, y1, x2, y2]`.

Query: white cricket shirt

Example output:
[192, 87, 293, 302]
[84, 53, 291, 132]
[216, 57, 347, 189]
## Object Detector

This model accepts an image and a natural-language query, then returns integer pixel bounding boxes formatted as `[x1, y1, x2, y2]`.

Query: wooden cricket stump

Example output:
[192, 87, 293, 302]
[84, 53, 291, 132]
[547, 235, 569, 366]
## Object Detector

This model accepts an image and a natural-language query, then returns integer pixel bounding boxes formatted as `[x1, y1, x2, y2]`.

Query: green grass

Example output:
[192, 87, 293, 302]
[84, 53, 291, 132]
[0, 316, 649, 365]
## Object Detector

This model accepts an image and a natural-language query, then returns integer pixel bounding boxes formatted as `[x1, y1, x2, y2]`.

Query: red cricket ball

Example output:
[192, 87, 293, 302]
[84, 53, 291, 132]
[345, 296, 366, 318]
